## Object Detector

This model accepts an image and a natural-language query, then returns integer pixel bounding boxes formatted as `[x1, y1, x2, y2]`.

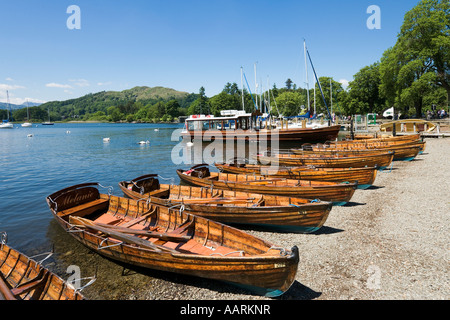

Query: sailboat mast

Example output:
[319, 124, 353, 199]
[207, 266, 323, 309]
[330, 78, 333, 117]
[241, 67, 245, 111]
[254, 62, 258, 111]
[304, 40, 310, 111]
[6, 90, 10, 120]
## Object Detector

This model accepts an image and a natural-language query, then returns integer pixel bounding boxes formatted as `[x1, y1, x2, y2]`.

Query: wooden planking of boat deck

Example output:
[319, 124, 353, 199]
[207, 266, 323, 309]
[177, 164, 357, 206]
[118, 174, 333, 233]
[0, 242, 85, 300]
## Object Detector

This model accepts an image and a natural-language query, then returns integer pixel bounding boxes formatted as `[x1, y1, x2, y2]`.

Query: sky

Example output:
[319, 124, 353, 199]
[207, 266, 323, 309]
[0, 0, 420, 105]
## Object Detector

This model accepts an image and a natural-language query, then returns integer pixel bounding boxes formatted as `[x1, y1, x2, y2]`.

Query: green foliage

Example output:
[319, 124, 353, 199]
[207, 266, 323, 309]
[346, 63, 385, 115]
[379, 0, 450, 117]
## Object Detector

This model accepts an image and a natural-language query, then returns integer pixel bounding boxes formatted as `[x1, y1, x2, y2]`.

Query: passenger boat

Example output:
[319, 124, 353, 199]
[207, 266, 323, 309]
[0, 237, 84, 300]
[118, 174, 333, 233]
[46, 183, 299, 297]
[214, 162, 378, 189]
[177, 165, 357, 206]
[181, 110, 341, 142]
[292, 143, 423, 161]
[255, 150, 394, 169]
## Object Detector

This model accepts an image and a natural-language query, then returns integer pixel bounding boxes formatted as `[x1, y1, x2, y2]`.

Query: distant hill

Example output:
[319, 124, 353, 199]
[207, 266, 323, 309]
[0, 101, 42, 110]
[26, 86, 197, 121]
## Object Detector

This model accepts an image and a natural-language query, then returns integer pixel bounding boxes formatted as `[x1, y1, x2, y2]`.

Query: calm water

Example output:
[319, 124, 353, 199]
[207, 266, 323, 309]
[0, 122, 186, 252]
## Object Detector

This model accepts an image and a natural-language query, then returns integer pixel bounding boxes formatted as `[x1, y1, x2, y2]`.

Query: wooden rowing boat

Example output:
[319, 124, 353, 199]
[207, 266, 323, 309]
[118, 174, 333, 233]
[380, 120, 436, 133]
[292, 143, 423, 161]
[214, 162, 378, 189]
[177, 165, 357, 206]
[343, 133, 421, 142]
[255, 150, 394, 169]
[0, 238, 84, 300]
[46, 183, 299, 297]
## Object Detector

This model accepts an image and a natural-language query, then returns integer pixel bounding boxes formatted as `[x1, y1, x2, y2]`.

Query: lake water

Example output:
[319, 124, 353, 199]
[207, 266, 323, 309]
[0, 123, 188, 252]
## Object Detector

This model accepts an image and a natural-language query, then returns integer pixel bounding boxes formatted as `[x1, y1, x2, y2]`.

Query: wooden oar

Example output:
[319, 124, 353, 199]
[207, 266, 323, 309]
[0, 274, 16, 300]
[79, 218, 191, 242]
[169, 197, 256, 204]
[69, 216, 179, 253]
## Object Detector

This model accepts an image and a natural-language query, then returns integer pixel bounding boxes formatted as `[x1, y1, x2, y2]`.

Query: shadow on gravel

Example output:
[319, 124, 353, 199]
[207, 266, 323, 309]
[277, 281, 321, 300]
[366, 185, 385, 190]
[311, 226, 344, 235]
[343, 201, 366, 207]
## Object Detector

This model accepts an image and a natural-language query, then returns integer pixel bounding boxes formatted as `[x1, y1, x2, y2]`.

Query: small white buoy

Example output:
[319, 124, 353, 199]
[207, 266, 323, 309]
[103, 138, 110, 142]
[154, 129, 159, 132]
[66, 130, 71, 134]
[27, 134, 33, 137]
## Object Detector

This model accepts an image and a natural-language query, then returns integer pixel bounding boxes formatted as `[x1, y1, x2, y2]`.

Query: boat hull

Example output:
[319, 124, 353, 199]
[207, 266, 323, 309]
[119, 179, 333, 233]
[256, 152, 394, 169]
[215, 163, 378, 189]
[0, 243, 84, 300]
[177, 168, 357, 206]
[46, 184, 299, 297]
[181, 125, 341, 142]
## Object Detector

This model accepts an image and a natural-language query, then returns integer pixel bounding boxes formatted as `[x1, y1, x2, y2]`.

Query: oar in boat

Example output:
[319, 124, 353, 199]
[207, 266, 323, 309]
[69, 216, 184, 253]
[168, 197, 257, 204]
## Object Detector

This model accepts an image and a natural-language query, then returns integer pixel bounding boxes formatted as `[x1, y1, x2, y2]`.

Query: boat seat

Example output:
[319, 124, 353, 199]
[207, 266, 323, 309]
[58, 198, 109, 219]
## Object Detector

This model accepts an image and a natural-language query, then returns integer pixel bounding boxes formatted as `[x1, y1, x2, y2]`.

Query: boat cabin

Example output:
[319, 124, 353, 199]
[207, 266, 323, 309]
[184, 110, 264, 132]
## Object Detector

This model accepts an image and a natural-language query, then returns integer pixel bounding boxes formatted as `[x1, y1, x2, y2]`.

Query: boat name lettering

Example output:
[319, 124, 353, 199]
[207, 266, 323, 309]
[61, 191, 96, 207]
[274, 263, 285, 268]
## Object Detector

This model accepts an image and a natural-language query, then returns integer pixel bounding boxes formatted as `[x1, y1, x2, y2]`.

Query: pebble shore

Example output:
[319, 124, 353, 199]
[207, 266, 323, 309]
[77, 137, 449, 300]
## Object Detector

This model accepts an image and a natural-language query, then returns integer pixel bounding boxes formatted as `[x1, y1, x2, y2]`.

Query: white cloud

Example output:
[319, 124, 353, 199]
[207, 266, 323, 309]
[69, 79, 90, 87]
[0, 83, 25, 91]
[5, 77, 14, 81]
[98, 81, 112, 86]
[0, 90, 46, 105]
[339, 79, 350, 89]
[46, 82, 73, 89]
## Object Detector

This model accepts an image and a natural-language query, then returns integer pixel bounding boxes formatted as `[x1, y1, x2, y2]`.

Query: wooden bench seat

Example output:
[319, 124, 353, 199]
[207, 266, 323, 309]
[59, 198, 109, 218]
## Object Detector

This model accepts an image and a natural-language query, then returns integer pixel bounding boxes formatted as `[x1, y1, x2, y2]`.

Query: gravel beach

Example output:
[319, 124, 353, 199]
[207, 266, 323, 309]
[74, 137, 449, 301]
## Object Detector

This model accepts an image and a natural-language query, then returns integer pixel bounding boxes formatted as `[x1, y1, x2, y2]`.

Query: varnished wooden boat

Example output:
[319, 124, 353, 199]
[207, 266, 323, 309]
[46, 183, 299, 297]
[343, 133, 421, 142]
[0, 238, 84, 300]
[255, 150, 394, 169]
[214, 162, 378, 189]
[118, 174, 333, 233]
[292, 143, 423, 161]
[380, 120, 435, 133]
[177, 165, 357, 206]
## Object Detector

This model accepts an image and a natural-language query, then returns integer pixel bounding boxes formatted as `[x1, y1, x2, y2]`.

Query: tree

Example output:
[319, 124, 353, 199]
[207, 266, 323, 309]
[165, 100, 180, 118]
[285, 78, 293, 90]
[346, 63, 385, 115]
[188, 86, 210, 115]
[379, 0, 450, 117]
[274, 91, 305, 117]
[313, 77, 344, 116]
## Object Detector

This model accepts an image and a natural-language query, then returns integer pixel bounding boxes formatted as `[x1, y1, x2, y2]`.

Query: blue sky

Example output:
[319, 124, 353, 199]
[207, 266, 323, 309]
[0, 0, 419, 105]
